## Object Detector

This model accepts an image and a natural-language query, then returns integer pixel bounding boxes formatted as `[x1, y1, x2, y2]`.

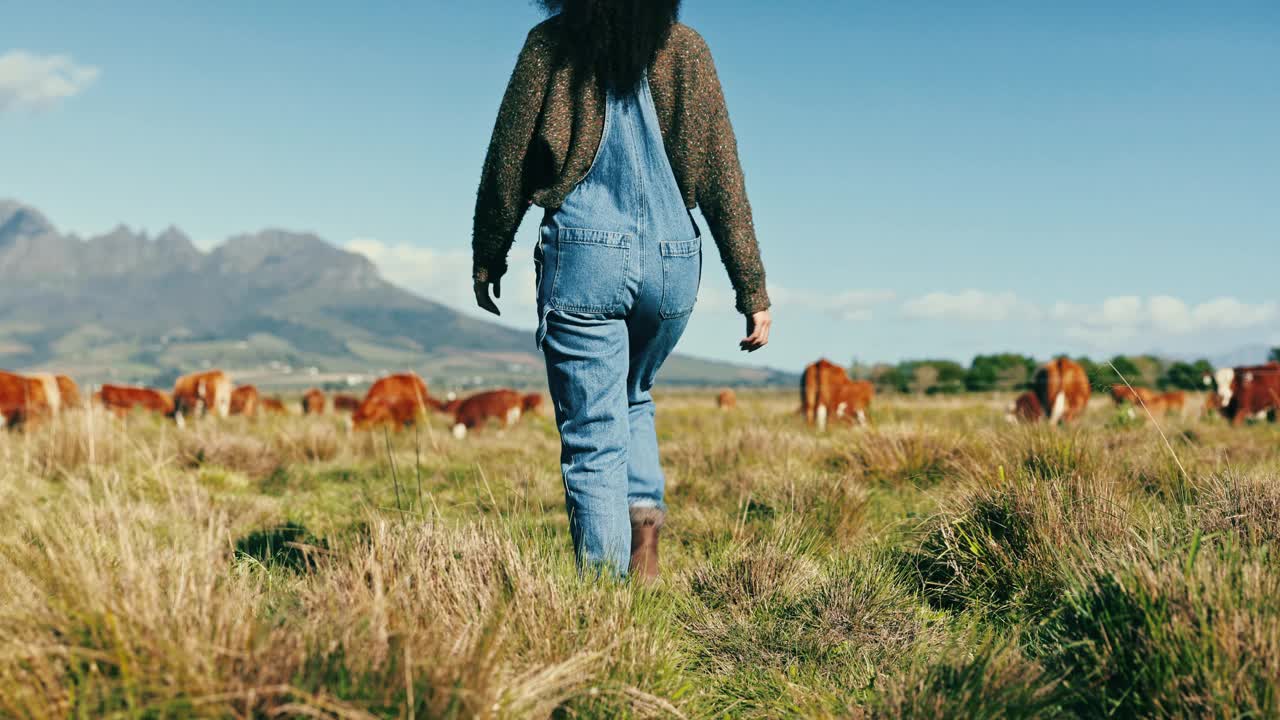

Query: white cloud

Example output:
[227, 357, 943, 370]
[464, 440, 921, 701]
[1054, 295, 1278, 349]
[902, 290, 1040, 323]
[0, 50, 100, 112]
[770, 286, 896, 321]
[346, 238, 537, 323]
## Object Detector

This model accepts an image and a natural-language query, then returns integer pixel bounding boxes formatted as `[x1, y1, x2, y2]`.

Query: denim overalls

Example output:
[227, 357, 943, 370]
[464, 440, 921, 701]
[534, 75, 701, 575]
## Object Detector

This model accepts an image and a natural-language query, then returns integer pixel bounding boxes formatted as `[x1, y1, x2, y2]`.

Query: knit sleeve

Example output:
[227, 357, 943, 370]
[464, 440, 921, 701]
[688, 34, 770, 314]
[472, 25, 553, 284]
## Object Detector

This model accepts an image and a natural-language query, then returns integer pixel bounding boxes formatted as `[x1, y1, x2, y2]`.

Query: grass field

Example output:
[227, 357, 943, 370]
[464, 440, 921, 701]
[3, 391, 1279, 718]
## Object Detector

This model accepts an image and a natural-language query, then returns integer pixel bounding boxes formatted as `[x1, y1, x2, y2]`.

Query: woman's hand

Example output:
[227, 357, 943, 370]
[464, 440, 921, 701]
[474, 279, 502, 316]
[740, 310, 771, 352]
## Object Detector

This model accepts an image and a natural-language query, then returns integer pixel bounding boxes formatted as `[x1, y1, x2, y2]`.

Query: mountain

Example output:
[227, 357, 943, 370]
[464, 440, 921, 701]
[0, 201, 791, 389]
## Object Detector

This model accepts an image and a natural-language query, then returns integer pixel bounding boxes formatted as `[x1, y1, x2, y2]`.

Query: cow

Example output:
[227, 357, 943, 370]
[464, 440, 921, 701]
[26, 373, 63, 416]
[230, 385, 261, 417]
[333, 393, 361, 413]
[302, 388, 326, 415]
[1007, 391, 1045, 424]
[451, 389, 524, 439]
[801, 359, 873, 430]
[1153, 390, 1187, 416]
[1018, 357, 1090, 424]
[1216, 363, 1280, 426]
[55, 375, 83, 410]
[717, 389, 737, 411]
[172, 370, 232, 421]
[1110, 384, 1157, 408]
[522, 392, 545, 415]
[94, 385, 175, 419]
[0, 370, 55, 429]
[351, 373, 433, 431]
[260, 397, 288, 415]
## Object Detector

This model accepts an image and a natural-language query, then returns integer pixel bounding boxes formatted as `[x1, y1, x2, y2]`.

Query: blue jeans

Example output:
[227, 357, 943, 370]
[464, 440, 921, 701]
[536, 224, 700, 575]
[534, 75, 701, 576]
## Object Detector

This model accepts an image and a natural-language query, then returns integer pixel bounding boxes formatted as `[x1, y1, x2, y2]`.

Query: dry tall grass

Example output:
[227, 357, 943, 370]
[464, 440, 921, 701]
[1, 392, 1278, 718]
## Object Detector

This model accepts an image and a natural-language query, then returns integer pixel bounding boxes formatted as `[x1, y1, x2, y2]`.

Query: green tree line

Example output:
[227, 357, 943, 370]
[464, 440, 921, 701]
[849, 353, 1254, 395]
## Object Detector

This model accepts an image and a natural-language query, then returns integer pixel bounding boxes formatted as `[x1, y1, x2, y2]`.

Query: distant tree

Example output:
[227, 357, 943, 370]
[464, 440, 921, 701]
[1131, 354, 1165, 387]
[1271, 348, 1280, 364]
[871, 364, 910, 394]
[848, 359, 875, 381]
[966, 353, 1037, 392]
[1092, 354, 1144, 390]
[1162, 359, 1214, 391]
[911, 364, 940, 395]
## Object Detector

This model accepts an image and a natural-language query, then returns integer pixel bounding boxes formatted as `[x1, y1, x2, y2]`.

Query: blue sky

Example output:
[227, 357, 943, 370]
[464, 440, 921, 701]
[3, 1, 1278, 370]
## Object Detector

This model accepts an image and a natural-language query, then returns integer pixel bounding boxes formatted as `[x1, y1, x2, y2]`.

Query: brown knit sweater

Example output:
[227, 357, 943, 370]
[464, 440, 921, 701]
[472, 18, 770, 314]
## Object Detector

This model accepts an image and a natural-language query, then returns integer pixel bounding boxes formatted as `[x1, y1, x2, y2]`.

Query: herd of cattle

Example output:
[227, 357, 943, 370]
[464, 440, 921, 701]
[3, 357, 1278, 437]
[781, 356, 1280, 429]
[0, 369, 544, 438]
[1003, 357, 1280, 427]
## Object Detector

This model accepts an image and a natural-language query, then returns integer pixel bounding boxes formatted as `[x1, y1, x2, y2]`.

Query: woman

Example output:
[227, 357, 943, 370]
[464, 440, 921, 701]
[471, 0, 771, 578]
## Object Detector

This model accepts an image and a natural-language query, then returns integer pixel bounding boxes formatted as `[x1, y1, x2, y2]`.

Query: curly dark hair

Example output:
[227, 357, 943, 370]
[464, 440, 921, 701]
[537, 0, 683, 92]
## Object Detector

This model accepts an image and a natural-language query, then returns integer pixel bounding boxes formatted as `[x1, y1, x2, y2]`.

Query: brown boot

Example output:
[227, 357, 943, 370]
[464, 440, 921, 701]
[629, 506, 665, 582]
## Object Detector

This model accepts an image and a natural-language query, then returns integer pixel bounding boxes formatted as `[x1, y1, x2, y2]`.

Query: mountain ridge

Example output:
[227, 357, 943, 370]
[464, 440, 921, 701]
[0, 200, 792, 389]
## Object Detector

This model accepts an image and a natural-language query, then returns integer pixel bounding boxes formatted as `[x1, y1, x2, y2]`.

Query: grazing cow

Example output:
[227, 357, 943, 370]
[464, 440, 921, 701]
[1217, 363, 1280, 427]
[0, 370, 56, 429]
[172, 370, 232, 420]
[352, 373, 433, 431]
[452, 389, 524, 439]
[801, 359, 873, 430]
[1026, 358, 1091, 424]
[1007, 391, 1045, 424]
[260, 397, 288, 415]
[94, 385, 175, 419]
[55, 375, 83, 409]
[302, 388, 326, 415]
[230, 385, 260, 417]
[26, 373, 63, 415]
[522, 392, 545, 415]
[1110, 384, 1157, 408]
[1154, 391, 1187, 416]
[333, 393, 361, 413]
[717, 389, 737, 411]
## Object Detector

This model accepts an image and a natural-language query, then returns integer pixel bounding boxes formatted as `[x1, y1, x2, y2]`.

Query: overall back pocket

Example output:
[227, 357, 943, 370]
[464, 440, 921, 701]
[548, 228, 631, 315]
[659, 237, 702, 319]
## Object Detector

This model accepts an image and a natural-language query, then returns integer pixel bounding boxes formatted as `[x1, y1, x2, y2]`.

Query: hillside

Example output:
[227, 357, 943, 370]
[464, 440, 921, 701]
[0, 200, 791, 389]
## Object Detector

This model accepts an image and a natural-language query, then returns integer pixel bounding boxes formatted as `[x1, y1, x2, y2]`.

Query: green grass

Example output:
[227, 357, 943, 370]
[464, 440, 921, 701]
[2, 391, 1279, 718]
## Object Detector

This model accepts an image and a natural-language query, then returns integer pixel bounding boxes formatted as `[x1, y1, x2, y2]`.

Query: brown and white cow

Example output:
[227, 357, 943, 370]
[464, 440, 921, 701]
[451, 389, 524, 439]
[172, 370, 232, 421]
[302, 388, 326, 415]
[522, 392, 545, 415]
[230, 385, 260, 417]
[26, 373, 64, 416]
[260, 396, 288, 415]
[1007, 391, 1045, 424]
[1110, 384, 1157, 408]
[717, 389, 737, 411]
[1216, 362, 1280, 426]
[801, 359, 873, 429]
[351, 373, 433, 431]
[1150, 390, 1187, 416]
[0, 370, 56, 429]
[55, 375, 83, 410]
[333, 393, 361, 413]
[1014, 357, 1090, 424]
[94, 385, 176, 419]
